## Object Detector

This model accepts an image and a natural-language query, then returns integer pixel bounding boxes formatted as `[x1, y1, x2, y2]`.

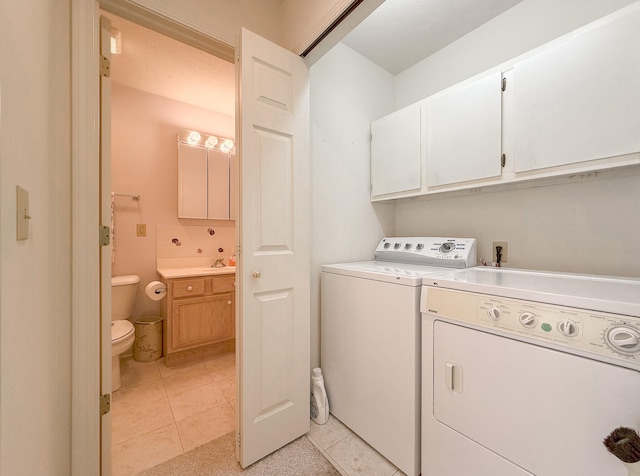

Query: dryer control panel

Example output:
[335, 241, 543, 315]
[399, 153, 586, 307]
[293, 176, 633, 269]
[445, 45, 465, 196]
[422, 286, 640, 371]
[375, 237, 476, 269]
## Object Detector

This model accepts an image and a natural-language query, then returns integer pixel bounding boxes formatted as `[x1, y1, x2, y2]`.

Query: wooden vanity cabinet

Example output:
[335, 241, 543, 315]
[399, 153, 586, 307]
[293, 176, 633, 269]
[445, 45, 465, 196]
[161, 274, 235, 366]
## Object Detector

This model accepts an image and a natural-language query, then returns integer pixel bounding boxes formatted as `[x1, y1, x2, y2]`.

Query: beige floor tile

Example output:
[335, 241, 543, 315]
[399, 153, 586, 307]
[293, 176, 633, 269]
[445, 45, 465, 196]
[163, 365, 215, 398]
[112, 424, 183, 476]
[213, 372, 236, 401]
[326, 433, 398, 476]
[112, 395, 175, 445]
[120, 357, 162, 389]
[176, 403, 236, 452]
[112, 377, 166, 405]
[158, 358, 207, 379]
[308, 414, 353, 450]
[168, 381, 228, 421]
[228, 399, 238, 413]
[306, 435, 350, 476]
[202, 351, 235, 375]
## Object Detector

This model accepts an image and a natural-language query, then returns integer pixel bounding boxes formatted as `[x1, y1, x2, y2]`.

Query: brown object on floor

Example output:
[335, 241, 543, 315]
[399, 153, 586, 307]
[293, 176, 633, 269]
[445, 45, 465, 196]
[139, 431, 340, 475]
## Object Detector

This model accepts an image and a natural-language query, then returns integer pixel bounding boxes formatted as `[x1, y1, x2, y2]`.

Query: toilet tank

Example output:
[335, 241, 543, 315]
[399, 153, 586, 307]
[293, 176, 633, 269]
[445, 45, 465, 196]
[111, 275, 140, 321]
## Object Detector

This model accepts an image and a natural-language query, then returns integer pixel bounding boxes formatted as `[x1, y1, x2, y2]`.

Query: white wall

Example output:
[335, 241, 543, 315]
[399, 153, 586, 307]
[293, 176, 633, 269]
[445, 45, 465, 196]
[309, 43, 396, 367]
[395, 0, 639, 108]
[0, 0, 72, 474]
[393, 0, 640, 277]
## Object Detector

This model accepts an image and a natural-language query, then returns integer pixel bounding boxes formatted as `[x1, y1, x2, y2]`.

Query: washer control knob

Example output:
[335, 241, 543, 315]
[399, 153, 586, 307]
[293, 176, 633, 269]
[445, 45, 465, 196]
[416, 243, 424, 251]
[404, 243, 413, 250]
[383, 242, 391, 249]
[519, 312, 537, 329]
[394, 242, 402, 250]
[606, 326, 640, 354]
[557, 319, 579, 337]
[439, 242, 455, 253]
[487, 307, 501, 321]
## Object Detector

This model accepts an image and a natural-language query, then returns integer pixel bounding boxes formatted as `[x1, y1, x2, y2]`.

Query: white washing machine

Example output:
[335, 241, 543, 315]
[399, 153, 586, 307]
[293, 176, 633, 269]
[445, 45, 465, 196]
[420, 267, 640, 476]
[321, 237, 477, 476]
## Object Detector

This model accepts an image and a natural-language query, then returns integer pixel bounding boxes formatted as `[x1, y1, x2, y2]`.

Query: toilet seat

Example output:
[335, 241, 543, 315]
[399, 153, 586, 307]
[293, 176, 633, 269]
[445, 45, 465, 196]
[112, 320, 134, 344]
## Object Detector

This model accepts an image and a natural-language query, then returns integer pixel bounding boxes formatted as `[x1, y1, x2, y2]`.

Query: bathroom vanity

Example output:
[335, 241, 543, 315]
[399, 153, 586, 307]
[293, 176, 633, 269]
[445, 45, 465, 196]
[157, 266, 235, 366]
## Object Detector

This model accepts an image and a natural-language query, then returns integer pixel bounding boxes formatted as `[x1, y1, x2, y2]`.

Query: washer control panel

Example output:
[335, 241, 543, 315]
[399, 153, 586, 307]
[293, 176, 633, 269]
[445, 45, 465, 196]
[375, 237, 476, 268]
[422, 287, 640, 370]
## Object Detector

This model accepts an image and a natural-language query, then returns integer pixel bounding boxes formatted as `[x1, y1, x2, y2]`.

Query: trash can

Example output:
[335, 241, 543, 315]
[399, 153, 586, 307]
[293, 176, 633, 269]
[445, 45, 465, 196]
[133, 316, 163, 362]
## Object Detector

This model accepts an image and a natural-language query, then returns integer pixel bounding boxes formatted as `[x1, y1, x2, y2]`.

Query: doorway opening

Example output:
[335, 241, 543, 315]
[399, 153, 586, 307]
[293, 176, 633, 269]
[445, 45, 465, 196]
[102, 10, 239, 474]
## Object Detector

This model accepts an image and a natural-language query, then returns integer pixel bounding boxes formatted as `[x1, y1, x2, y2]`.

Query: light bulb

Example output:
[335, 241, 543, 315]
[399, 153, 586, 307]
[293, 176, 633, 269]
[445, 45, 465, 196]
[187, 131, 201, 144]
[205, 136, 218, 148]
[221, 139, 234, 152]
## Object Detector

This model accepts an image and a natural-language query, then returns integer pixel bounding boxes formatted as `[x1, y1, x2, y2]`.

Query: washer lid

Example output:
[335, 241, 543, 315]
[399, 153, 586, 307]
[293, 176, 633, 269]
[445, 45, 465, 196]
[112, 320, 134, 342]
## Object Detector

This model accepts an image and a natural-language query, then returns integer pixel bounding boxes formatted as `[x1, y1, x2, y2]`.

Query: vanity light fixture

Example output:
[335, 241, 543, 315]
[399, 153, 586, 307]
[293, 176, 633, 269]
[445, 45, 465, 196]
[178, 129, 235, 153]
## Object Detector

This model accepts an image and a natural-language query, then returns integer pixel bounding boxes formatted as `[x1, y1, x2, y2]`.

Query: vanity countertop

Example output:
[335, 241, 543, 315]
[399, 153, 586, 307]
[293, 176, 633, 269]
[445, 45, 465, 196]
[157, 266, 236, 279]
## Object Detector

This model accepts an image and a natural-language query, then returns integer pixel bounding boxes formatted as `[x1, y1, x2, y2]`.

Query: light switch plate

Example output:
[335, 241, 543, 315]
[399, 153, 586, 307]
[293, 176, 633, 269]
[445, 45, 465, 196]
[16, 186, 30, 241]
[136, 224, 147, 237]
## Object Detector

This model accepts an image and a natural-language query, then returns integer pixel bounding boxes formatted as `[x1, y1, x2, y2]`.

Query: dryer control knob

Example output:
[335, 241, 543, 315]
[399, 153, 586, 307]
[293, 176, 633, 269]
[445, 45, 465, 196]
[519, 312, 537, 328]
[487, 307, 501, 321]
[557, 319, 579, 337]
[606, 326, 640, 354]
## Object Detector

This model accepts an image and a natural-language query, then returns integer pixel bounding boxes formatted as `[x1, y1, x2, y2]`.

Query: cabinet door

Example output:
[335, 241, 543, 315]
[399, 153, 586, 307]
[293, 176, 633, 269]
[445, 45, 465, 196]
[207, 149, 230, 220]
[178, 143, 208, 218]
[371, 103, 422, 198]
[513, 5, 640, 172]
[426, 72, 502, 187]
[171, 293, 234, 351]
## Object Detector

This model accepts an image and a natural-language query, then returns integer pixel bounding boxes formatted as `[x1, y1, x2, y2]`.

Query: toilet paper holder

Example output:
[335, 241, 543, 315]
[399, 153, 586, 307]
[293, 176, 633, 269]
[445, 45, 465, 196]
[145, 281, 167, 301]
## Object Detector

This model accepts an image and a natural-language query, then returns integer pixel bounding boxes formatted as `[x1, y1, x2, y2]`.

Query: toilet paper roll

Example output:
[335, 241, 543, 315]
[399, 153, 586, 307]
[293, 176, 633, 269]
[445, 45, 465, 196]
[145, 281, 167, 301]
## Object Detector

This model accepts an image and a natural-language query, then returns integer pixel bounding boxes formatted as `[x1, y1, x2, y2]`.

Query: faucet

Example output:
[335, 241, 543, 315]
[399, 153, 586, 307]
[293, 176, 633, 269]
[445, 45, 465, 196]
[213, 257, 226, 268]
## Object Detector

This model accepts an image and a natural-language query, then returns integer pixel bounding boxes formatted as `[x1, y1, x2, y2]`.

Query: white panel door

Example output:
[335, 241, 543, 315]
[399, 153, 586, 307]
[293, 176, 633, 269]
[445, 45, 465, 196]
[237, 28, 310, 468]
[426, 72, 502, 187]
[513, 4, 640, 172]
[370, 103, 422, 198]
[99, 15, 113, 476]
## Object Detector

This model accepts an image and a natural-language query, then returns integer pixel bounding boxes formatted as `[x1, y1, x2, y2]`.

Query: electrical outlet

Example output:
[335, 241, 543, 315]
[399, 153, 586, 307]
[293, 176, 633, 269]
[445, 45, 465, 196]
[136, 224, 147, 237]
[493, 241, 508, 263]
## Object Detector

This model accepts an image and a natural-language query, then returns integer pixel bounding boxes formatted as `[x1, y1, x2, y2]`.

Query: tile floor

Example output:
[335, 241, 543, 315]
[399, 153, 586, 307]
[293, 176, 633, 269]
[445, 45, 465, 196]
[111, 351, 237, 475]
[111, 351, 404, 476]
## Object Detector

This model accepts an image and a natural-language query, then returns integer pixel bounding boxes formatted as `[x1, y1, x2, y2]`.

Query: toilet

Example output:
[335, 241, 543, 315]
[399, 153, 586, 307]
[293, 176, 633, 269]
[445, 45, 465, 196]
[111, 275, 139, 391]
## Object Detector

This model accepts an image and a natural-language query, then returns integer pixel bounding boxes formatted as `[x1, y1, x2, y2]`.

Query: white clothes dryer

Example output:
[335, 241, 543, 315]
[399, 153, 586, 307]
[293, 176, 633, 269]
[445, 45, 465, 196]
[421, 267, 640, 476]
[321, 237, 476, 476]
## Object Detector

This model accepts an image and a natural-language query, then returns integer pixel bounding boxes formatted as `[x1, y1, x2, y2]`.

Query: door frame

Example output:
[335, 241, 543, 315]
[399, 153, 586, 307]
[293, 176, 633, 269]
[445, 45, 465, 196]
[70, 1, 237, 473]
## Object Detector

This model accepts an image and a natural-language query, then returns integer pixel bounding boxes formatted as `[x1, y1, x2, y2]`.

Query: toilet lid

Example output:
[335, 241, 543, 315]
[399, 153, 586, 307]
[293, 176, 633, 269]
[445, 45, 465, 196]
[112, 320, 134, 343]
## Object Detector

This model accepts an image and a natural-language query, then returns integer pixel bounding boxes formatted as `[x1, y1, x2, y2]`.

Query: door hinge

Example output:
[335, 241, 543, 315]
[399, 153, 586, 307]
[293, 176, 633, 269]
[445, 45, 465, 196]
[501, 154, 506, 168]
[501, 77, 506, 91]
[100, 55, 111, 78]
[100, 393, 111, 416]
[99, 225, 111, 247]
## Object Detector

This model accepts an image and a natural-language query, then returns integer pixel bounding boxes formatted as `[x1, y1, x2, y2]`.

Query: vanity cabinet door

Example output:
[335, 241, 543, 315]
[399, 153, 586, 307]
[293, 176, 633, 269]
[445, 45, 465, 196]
[178, 143, 208, 218]
[207, 149, 231, 220]
[513, 5, 640, 172]
[171, 292, 235, 351]
[426, 71, 503, 187]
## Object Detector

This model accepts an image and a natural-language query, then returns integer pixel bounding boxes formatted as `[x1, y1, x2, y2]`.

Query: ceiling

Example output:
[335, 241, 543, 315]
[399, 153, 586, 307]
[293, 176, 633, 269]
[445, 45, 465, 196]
[104, 12, 236, 116]
[343, 0, 524, 74]
[104, 0, 524, 115]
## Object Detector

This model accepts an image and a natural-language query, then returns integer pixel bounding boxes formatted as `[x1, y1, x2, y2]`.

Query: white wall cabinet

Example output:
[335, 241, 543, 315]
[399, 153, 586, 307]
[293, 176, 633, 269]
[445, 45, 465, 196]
[370, 3, 640, 202]
[178, 142, 235, 220]
[426, 72, 503, 187]
[370, 103, 422, 199]
[513, 6, 640, 172]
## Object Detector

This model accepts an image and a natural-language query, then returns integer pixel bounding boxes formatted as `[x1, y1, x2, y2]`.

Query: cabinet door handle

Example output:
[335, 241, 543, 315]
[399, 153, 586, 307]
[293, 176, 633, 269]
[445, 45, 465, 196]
[187, 285, 193, 291]
[227, 301, 232, 305]
[252, 271, 261, 278]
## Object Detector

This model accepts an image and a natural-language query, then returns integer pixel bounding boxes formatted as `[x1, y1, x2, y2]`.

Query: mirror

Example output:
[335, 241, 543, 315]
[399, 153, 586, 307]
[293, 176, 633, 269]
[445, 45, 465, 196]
[177, 129, 236, 220]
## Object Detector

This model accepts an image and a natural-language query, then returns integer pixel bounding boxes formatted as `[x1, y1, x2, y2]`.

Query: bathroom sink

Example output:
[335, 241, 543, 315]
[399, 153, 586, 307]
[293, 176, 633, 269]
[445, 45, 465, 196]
[157, 266, 236, 279]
